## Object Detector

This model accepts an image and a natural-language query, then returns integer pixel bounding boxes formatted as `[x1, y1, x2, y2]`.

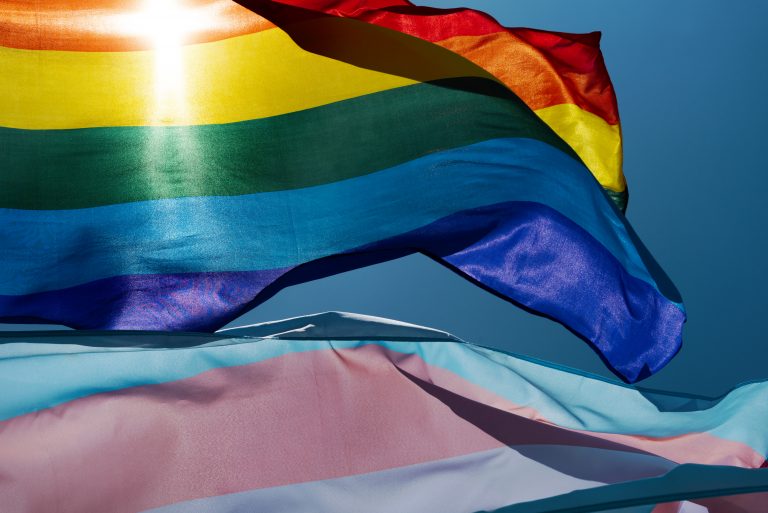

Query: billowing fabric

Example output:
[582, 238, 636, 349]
[245, 0, 628, 206]
[0, 0, 682, 381]
[0, 313, 765, 512]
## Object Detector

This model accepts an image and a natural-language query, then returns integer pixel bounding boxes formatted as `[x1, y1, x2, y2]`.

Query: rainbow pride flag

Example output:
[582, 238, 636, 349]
[0, 0, 683, 382]
[1, 313, 765, 512]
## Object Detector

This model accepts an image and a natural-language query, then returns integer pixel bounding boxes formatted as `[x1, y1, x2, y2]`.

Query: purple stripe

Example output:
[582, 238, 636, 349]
[0, 268, 292, 332]
[0, 202, 683, 382]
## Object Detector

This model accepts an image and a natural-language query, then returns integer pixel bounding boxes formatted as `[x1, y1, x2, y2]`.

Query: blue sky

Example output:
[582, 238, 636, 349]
[5, 1, 767, 396]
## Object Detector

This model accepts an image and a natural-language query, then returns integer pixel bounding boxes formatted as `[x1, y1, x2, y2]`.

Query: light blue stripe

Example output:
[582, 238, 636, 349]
[1, 330, 765, 456]
[142, 446, 721, 513]
[0, 138, 653, 295]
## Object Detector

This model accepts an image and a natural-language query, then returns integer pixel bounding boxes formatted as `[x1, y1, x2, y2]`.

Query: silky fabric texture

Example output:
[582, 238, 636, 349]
[232, 0, 627, 197]
[0, 0, 681, 381]
[0, 313, 765, 512]
[0, 0, 625, 199]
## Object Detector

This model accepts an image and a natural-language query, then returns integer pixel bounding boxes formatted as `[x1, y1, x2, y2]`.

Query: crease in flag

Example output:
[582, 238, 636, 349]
[0, 312, 765, 512]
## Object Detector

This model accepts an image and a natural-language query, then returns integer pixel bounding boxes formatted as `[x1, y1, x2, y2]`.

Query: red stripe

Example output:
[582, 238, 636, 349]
[244, 0, 619, 124]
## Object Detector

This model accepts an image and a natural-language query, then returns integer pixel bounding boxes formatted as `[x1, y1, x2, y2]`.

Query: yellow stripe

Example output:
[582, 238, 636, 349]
[0, 26, 436, 130]
[536, 104, 625, 193]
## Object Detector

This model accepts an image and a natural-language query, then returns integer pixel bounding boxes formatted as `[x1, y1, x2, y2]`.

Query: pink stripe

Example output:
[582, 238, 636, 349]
[0, 346, 501, 513]
[390, 350, 766, 468]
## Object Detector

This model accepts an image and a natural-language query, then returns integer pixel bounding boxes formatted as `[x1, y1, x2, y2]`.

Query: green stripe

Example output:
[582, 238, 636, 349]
[1, 77, 576, 210]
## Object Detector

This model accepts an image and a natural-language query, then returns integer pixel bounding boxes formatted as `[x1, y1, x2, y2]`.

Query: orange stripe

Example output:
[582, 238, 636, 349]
[0, 2, 617, 125]
[0, 0, 273, 51]
[437, 31, 618, 125]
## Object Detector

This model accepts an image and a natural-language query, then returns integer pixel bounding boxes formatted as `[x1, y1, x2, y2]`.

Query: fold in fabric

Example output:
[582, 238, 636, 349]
[0, 313, 764, 512]
[0, 0, 682, 381]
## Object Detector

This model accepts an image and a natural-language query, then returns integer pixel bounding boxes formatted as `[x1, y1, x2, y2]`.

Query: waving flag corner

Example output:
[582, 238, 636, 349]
[1, 1, 684, 373]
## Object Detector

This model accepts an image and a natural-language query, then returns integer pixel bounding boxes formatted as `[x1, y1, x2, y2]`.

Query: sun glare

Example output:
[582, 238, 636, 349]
[145, 0, 186, 100]
[117, 0, 213, 123]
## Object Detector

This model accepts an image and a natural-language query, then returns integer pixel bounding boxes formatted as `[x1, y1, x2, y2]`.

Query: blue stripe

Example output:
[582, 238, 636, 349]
[0, 138, 656, 296]
[0, 201, 685, 380]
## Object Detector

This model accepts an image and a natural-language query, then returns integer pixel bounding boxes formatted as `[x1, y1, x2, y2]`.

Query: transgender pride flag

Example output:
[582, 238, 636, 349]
[0, 313, 766, 512]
